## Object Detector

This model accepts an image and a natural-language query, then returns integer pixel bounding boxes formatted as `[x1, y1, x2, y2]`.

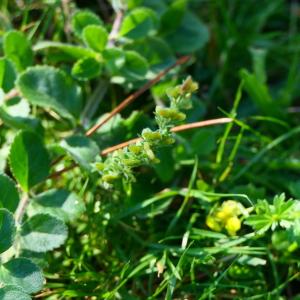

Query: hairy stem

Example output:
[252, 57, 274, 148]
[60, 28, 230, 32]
[49, 118, 232, 179]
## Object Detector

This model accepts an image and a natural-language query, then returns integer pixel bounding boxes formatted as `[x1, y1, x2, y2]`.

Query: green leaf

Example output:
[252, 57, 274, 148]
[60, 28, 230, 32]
[0, 258, 44, 294]
[60, 135, 100, 170]
[28, 189, 85, 222]
[165, 11, 209, 54]
[120, 7, 159, 39]
[0, 174, 19, 212]
[71, 10, 103, 38]
[0, 107, 43, 134]
[240, 69, 283, 118]
[245, 194, 299, 233]
[159, 0, 187, 35]
[9, 131, 50, 192]
[34, 41, 96, 61]
[0, 285, 31, 300]
[0, 209, 16, 254]
[0, 58, 17, 93]
[82, 25, 108, 52]
[103, 48, 126, 74]
[3, 30, 33, 72]
[191, 129, 217, 156]
[17, 65, 82, 120]
[124, 36, 175, 73]
[71, 57, 102, 81]
[20, 214, 68, 252]
[113, 51, 148, 83]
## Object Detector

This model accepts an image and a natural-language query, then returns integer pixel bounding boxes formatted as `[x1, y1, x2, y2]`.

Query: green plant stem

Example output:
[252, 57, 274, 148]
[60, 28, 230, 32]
[15, 193, 29, 224]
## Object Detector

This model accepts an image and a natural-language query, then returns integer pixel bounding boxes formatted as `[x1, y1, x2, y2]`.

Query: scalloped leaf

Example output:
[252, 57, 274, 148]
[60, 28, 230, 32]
[20, 214, 68, 252]
[165, 11, 209, 54]
[60, 135, 100, 170]
[0, 107, 43, 134]
[16, 65, 82, 120]
[9, 131, 50, 192]
[82, 25, 108, 52]
[0, 209, 16, 254]
[71, 57, 102, 81]
[120, 7, 159, 39]
[28, 189, 85, 222]
[3, 31, 33, 72]
[72, 10, 103, 38]
[0, 285, 31, 300]
[0, 258, 44, 294]
[113, 50, 148, 83]
[0, 174, 19, 212]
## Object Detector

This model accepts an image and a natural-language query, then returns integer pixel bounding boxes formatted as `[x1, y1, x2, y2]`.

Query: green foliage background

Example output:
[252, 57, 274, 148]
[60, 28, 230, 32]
[1, 0, 300, 299]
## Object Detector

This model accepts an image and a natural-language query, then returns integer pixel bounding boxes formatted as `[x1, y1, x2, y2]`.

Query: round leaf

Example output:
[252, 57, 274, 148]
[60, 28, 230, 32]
[165, 11, 209, 54]
[0, 209, 16, 254]
[71, 57, 102, 81]
[0, 285, 31, 300]
[17, 66, 82, 120]
[82, 25, 108, 52]
[120, 7, 159, 39]
[72, 10, 103, 38]
[103, 48, 126, 74]
[0, 258, 44, 294]
[9, 131, 50, 192]
[28, 189, 85, 222]
[0, 174, 19, 212]
[116, 51, 148, 82]
[20, 214, 68, 252]
[3, 31, 33, 72]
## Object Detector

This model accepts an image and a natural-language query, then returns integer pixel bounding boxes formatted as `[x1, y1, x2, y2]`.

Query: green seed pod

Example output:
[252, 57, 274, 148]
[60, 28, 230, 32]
[128, 144, 143, 154]
[122, 158, 141, 167]
[162, 136, 176, 145]
[156, 107, 186, 121]
[102, 173, 120, 183]
[95, 162, 105, 171]
[141, 129, 162, 141]
[143, 142, 155, 160]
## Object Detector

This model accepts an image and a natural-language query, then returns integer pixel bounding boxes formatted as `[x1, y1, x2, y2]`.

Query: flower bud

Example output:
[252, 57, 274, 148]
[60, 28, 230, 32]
[180, 76, 198, 94]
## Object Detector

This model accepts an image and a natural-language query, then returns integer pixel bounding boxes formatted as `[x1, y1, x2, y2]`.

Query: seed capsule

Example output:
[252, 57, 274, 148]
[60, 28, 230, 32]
[102, 173, 119, 183]
[143, 142, 156, 160]
[156, 107, 186, 121]
[128, 144, 143, 154]
[141, 129, 162, 141]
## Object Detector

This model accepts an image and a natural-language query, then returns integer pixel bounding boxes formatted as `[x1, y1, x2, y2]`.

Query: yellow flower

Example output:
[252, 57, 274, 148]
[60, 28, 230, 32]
[225, 216, 241, 236]
[206, 215, 222, 232]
